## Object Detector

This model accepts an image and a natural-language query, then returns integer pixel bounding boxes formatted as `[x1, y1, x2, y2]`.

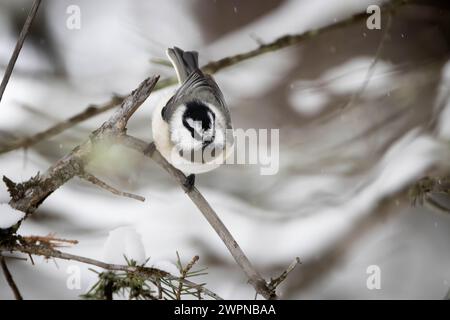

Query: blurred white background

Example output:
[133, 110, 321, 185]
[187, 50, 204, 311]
[1, 0, 450, 299]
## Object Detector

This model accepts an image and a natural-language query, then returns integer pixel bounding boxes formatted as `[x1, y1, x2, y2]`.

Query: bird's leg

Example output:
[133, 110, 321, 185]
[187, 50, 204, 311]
[183, 174, 195, 192]
[143, 143, 155, 156]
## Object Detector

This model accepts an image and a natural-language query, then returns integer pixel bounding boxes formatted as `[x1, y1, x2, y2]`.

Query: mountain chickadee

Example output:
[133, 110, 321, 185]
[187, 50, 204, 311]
[152, 47, 234, 190]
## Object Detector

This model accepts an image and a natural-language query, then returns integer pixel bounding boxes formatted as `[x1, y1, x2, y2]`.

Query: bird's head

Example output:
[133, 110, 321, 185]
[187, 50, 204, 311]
[168, 100, 228, 163]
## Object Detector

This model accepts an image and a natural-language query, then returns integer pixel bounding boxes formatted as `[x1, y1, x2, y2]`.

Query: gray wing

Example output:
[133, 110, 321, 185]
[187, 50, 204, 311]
[162, 69, 232, 129]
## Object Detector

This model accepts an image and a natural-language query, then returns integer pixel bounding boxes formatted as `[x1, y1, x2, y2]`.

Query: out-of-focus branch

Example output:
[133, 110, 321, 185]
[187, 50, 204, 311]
[0, 95, 125, 154]
[0, 256, 23, 300]
[79, 171, 145, 202]
[340, 8, 394, 111]
[279, 169, 449, 296]
[2, 76, 158, 218]
[409, 176, 450, 213]
[0, 241, 221, 300]
[0, 0, 42, 104]
[0, 0, 412, 155]
[276, 193, 406, 296]
[23, 233, 79, 248]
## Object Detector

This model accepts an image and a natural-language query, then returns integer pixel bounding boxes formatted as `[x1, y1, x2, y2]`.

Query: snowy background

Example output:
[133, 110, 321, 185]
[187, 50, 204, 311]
[1, 0, 450, 299]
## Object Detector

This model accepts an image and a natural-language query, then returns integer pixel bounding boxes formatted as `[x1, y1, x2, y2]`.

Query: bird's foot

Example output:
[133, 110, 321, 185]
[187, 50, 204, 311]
[183, 174, 195, 192]
[143, 143, 155, 156]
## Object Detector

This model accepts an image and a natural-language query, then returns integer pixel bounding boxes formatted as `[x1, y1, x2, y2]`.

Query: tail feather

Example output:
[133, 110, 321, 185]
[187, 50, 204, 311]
[166, 47, 199, 83]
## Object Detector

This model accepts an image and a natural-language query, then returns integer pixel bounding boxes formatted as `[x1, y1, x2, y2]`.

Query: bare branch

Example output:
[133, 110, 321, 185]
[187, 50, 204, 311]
[3, 76, 158, 217]
[268, 257, 301, 292]
[79, 172, 145, 202]
[409, 176, 450, 207]
[0, 0, 42, 104]
[0, 256, 23, 300]
[0, 242, 221, 300]
[340, 8, 394, 111]
[175, 254, 200, 300]
[0, 253, 27, 261]
[23, 233, 79, 248]
[409, 175, 450, 214]
[0, 95, 125, 154]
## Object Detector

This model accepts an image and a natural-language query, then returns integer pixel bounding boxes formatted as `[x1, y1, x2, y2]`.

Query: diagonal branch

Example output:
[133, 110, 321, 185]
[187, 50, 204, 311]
[121, 137, 277, 299]
[0, 0, 42, 104]
[268, 257, 301, 293]
[0, 256, 23, 300]
[0, 95, 125, 154]
[2, 76, 158, 218]
[339, 7, 394, 111]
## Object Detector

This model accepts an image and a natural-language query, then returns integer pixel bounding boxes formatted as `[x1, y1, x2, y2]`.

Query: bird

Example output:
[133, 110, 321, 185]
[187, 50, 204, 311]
[152, 47, 234, 191]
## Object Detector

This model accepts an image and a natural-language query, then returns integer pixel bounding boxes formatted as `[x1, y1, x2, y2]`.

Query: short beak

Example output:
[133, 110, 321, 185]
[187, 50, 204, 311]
[202, 135, 215, 147]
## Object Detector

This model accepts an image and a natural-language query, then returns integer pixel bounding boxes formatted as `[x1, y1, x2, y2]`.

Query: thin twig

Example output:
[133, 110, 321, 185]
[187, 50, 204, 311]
[0, 0, 42, 103]
[409, 176, 450, 207]
[268, 257, 301, 291]
[156, 279, 163, 299]
[24, 233, 79, 248]
[0, 253, 28, 261]
[282, 6, 397, 148]
[1, 243, 221, 300]
[176, 254, 199, 300]
[340, 9, 394, 110]
[0, 95, 125, 154]
[0, 256, 23, 300]
[425, 196, 450, 214]
[79, 172, 145, 202]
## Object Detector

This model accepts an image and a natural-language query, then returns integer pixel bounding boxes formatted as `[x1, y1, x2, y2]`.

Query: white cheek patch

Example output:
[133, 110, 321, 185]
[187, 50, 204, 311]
[186, 118, 203, 137]
[169, 106, 203, 151]
[186, 118, 195, 129]
[169, 106, 187, 144]
[171, 125, 203, 151]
